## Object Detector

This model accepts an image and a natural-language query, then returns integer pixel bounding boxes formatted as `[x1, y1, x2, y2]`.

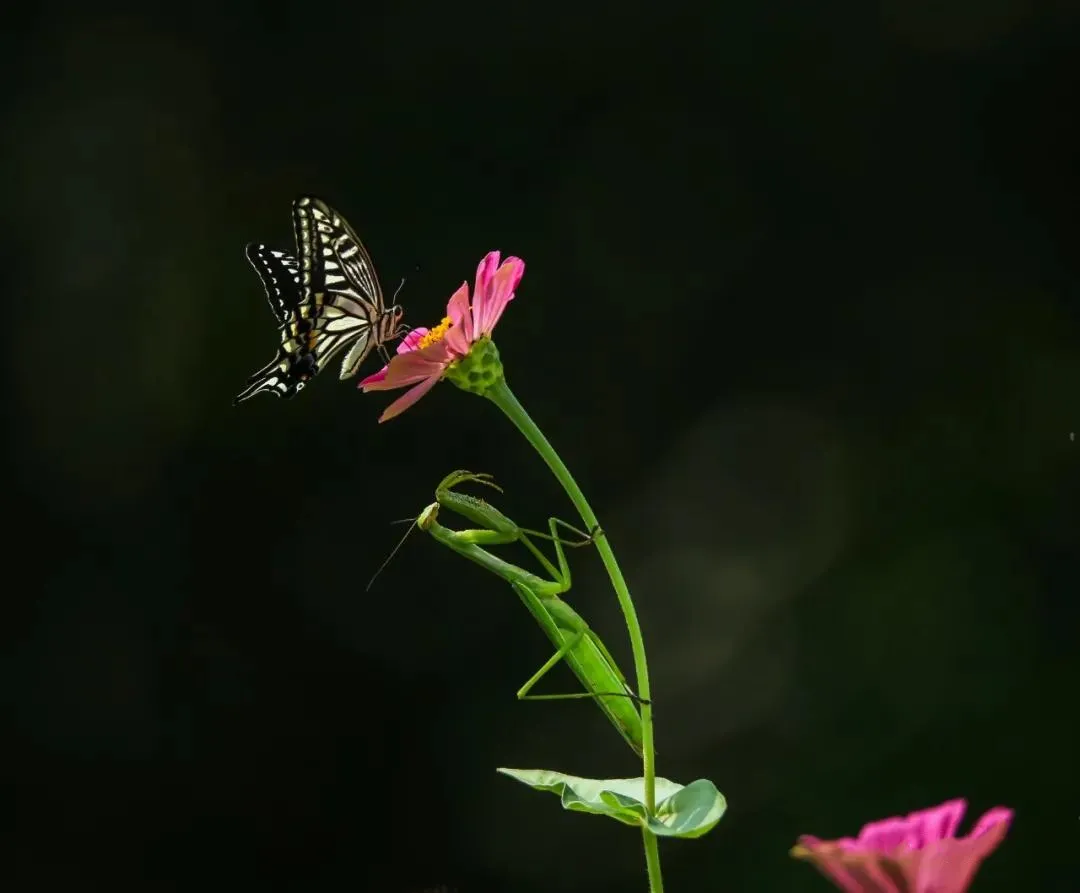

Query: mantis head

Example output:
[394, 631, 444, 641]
[417, 501, 440, 530]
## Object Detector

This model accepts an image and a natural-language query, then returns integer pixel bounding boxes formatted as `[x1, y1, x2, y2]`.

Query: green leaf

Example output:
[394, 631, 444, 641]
[496, 768, 727, 839]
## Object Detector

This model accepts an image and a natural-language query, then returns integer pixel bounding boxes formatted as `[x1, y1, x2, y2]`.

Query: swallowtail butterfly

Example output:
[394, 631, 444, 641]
[234, 196, 405, 404]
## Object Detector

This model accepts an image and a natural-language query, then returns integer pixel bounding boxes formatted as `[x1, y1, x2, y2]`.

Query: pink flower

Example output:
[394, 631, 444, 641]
[791, 798, 1013, 893]
[360, 251, 524, 422]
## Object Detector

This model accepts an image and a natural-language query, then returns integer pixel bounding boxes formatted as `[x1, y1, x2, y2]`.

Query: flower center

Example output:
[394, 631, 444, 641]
[418, 316, 453, 349]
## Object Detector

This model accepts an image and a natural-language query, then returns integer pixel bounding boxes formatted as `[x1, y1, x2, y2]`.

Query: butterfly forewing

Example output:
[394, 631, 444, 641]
[294, 196, 383, 307]
[293, 196, 397, 379]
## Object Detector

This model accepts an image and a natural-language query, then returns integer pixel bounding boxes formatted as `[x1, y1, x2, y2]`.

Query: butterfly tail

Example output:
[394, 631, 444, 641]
[233, 355, 300, 404]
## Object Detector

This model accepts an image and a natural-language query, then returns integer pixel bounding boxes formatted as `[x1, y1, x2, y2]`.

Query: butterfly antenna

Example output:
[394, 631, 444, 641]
[366, 516, 420, 592]
[392, 276, 407, 302]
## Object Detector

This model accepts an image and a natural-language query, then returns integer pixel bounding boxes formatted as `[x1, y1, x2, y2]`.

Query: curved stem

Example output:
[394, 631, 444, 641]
[486, 379, 663, 893]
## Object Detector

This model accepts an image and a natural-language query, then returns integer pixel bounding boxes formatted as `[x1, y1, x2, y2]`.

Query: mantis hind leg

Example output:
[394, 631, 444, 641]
[516, 643, 647, 704]
[512, 601, 647, 706]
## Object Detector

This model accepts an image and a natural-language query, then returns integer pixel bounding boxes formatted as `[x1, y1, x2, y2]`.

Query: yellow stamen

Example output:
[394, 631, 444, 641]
[418, 316, 453, 349]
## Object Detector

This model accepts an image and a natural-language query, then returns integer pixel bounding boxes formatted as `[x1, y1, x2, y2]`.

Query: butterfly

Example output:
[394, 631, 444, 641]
[234, 196, 406, 404]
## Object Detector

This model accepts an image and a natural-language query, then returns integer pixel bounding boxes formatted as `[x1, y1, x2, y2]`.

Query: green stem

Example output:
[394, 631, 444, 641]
[486, 379, 664, 893]
[643, 828, 664, 893]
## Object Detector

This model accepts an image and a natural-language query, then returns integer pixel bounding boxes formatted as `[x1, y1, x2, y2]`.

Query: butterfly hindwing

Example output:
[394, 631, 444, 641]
[233, 351, 312, 403]
[244, 243, 301, 325]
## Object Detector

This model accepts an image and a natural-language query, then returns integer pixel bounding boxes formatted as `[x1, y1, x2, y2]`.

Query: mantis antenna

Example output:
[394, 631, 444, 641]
[366, 516, 420, 592]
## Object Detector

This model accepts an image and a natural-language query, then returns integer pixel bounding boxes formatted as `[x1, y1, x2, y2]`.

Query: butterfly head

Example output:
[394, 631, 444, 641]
[383, 304, 407, 339]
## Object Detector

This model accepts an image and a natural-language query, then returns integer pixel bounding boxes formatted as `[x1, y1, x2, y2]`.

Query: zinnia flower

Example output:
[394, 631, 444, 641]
[791, 798, 1013, 892]
[360, 251, 524, 422]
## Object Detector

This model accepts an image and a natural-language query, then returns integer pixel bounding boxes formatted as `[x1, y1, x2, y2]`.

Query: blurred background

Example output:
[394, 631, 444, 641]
[2, 2, 1078, 891]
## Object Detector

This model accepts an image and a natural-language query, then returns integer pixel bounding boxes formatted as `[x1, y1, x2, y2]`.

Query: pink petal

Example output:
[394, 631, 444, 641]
[359, 365, 391, 387]
[913, 812, 1012, 893]
[359, 327, 432, 387]
[474, 251, 501, 301]
[475, 256, 524, 336]
[361, 343, 450, 391]
[838, 855, 910, 892]
[377, 373, 442, 422]
[397, 327, 430, 353]
[443, 323, 471, 356]
[446, 282, 473, 343]
[793, 840, 884, 893]
[859, 816, 915, 853]
[470, 251, 500, 335]
[967, 806, 1013, 841]
[907, 799, 967, 847]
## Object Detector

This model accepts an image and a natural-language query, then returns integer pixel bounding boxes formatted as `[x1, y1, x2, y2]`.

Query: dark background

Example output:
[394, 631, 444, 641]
[4, 2, 1078, 891]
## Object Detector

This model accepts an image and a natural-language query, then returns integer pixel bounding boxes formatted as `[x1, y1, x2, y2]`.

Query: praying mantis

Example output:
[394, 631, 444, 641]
[414, 470, 646, 757]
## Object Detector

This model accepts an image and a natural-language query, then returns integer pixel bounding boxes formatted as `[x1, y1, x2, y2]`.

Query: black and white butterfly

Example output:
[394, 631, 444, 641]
[234, 196, 406, 405]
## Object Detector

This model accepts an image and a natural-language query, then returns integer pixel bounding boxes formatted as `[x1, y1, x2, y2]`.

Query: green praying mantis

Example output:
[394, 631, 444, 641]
[404, 469, 646, 757]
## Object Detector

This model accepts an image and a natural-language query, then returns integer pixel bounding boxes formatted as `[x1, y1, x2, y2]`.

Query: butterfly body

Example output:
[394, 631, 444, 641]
[234, 197, 405, 405]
